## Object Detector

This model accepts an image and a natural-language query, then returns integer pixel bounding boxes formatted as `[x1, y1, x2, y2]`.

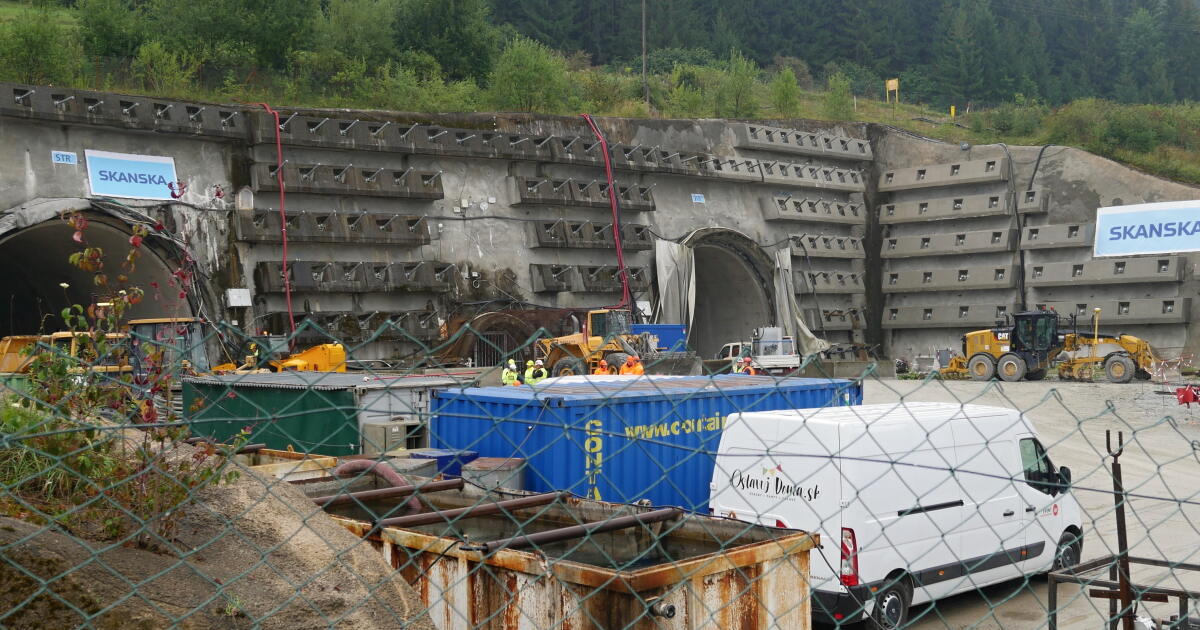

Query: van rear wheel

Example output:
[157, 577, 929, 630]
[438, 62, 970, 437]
[870, 577, 912, 630]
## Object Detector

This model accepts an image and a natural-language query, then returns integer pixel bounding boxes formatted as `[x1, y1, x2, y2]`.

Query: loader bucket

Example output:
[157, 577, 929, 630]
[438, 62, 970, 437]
[642, 351, 703, 375]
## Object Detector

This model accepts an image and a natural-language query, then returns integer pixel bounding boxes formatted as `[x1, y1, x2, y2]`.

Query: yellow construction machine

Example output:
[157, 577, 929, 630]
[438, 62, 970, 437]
[536, 309, 701, 376]
[939, 309, 1156, 383]
[210, 336, 346, 373]
[127, 317, 346, 373]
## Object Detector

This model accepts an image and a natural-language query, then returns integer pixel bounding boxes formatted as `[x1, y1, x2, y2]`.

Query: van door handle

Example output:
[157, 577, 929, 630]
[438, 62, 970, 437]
[1003, 510, 1015, 517]
[1026, 506, 1036, 513]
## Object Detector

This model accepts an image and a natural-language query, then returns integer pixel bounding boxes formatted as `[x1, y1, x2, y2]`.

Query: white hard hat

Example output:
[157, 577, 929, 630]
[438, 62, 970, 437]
[535, 359, 544, 365]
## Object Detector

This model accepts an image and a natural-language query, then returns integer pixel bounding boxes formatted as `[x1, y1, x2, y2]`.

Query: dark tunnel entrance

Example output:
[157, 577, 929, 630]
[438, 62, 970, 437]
[689, 239, 775, 359]
[0, 215, 189, 337]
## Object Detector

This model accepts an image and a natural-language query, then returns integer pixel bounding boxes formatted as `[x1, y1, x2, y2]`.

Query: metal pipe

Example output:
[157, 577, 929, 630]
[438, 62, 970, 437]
[309, 117, 329, 133]
[340, 119, 360, 136]
[188, 106, 206, 121]
[376, 491, 566, 529]
[468, 507, 682, 554]
[1108, 430, 1134, 630]
[370, 121, 392, 137]
[311, 478, 464, 508]
[278, 112, 299, 131]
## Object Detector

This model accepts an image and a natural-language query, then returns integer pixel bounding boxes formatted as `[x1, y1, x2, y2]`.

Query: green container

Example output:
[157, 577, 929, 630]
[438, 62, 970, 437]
[182, 372, 460, 456]
[183, 376, 361, 456]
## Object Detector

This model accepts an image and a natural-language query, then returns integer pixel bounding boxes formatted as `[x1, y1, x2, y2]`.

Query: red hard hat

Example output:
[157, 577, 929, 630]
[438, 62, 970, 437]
[743, 357, 753, 363]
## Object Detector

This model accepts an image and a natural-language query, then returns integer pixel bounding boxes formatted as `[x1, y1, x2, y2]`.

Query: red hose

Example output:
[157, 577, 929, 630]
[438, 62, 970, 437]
[253, 103, 297, 343]
[582, 114, 632, 311]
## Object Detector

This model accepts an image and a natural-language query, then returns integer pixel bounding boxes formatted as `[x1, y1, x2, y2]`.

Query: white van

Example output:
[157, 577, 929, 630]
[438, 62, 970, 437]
[709, 402, 1082, 629]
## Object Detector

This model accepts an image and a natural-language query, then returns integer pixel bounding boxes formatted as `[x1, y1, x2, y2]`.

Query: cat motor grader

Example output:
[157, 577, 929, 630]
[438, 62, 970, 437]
[939, 309, 1156, 383]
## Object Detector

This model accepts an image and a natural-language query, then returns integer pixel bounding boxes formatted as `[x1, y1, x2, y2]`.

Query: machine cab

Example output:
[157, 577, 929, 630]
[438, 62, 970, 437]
[586, 309, 632, 341]
[1011, 311, 1058, 353]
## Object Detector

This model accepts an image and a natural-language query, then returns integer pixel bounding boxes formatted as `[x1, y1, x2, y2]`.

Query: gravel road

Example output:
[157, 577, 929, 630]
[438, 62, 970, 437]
[857, 376, 1200, 629]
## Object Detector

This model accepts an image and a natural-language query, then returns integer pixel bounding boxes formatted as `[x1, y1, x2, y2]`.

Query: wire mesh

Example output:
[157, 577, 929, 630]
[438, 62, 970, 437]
[2, 316, 1200, 630]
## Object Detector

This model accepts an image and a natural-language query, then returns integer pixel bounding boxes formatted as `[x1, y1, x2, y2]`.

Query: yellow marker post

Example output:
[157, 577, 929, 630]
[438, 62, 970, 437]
[950, 105, 956, 119]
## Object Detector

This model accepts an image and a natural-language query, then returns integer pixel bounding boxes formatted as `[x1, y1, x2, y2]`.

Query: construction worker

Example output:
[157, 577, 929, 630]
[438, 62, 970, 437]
[593, 359, 610, 375]
[526, 359, 548, 385]
[737, 356, 759, 375]
[502, 359, 521, 386]
[620, 355, 645, 375]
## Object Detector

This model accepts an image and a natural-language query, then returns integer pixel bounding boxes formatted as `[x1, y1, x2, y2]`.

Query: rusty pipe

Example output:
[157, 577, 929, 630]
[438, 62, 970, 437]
[332, 459, 422, 515]
[311, 478, 464, 508]
[376, 492, 566, 529]
[467, 507, 682, 555]
[185, 437, 266, 454]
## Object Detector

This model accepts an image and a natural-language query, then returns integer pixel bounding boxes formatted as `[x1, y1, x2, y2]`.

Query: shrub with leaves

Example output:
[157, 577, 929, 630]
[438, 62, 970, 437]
[0, 212, 243, 550]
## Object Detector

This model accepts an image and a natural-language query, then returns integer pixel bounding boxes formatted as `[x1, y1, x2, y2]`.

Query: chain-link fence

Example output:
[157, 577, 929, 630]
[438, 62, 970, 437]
[2, 317, 1200, 630]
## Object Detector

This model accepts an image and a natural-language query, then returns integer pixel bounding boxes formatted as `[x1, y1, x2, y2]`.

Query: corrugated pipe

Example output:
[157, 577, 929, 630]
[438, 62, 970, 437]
[331, 459, 422, 515]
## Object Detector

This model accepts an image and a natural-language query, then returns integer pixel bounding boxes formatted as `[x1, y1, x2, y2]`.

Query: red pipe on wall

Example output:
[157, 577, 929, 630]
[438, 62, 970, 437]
[582, 114, 632, 311]
[253, 103, 297, 341]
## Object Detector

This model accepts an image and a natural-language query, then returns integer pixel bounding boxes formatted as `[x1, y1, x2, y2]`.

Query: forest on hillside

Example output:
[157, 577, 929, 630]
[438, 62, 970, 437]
[495, 0, 1200, 105]
[1, 0, 1198, 107]
[0, 0, 1197, 182]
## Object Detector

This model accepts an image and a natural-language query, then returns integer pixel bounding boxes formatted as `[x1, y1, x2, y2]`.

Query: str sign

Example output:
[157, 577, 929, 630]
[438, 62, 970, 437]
[1094, 200, 1200, 257]
[85, 150, 178, 200]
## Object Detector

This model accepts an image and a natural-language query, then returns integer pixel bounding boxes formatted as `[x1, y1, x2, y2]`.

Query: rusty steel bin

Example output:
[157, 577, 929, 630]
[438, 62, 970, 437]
[319, 479, 817, 629]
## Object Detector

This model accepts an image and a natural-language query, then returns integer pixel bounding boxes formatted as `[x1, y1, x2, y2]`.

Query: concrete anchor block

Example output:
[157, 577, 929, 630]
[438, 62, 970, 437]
[526, 220, 570, 248]
[881, 303, 1016, 329]
[530, 264, 576, 292]
[1021, 223, 1094, 249]
[791, 234, 866, 259]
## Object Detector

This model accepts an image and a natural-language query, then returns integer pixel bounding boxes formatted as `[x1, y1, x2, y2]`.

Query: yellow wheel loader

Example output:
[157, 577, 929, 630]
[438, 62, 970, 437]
[536, 309, 701, 377]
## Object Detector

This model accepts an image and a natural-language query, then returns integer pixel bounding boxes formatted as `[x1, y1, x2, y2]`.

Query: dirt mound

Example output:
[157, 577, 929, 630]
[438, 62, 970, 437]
[0, 469, 435, 629]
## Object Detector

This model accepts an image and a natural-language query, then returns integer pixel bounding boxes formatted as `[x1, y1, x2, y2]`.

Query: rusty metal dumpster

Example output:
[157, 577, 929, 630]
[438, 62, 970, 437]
[313, 477, 816, 629]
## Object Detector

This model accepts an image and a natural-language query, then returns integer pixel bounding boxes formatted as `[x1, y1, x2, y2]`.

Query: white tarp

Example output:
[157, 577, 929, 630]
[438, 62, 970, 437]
[654, 239, 695, 329]
[774, 247, 829, 356]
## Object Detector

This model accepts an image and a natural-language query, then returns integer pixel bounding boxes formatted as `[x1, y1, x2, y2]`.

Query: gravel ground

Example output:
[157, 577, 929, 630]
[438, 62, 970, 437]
[858, 376, 1200, 629]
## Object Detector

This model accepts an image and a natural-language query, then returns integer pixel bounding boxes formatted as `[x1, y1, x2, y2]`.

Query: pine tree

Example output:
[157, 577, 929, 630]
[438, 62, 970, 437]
[1116, 7, 1172, 103]
[933, 3, 985, 106]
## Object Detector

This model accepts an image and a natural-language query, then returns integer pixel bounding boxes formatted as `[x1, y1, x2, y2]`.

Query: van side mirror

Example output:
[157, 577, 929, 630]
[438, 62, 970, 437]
[1059, 466, 1072, 489]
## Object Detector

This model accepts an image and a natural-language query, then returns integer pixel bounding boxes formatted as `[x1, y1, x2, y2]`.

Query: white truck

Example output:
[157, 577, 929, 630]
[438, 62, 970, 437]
[709, 402, 1082, 629]
[715, 327, 801, 374]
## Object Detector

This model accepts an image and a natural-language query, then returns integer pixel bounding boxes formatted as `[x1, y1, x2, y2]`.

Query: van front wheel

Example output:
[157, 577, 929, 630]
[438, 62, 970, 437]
[870, 577, 912, 630]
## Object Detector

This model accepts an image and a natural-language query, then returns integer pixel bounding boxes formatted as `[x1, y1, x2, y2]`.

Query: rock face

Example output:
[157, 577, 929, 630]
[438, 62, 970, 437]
[0, 470, 435, 629]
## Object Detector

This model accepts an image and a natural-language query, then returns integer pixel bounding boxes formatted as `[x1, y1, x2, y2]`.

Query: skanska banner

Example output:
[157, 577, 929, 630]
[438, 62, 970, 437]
[1094, 200, 1200, 257]
[85, 150, 178, 201]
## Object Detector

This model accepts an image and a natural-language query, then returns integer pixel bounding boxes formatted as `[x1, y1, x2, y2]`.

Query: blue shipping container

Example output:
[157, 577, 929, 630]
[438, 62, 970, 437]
[431, 374, 861, 511]
[630, 324, 688, 350]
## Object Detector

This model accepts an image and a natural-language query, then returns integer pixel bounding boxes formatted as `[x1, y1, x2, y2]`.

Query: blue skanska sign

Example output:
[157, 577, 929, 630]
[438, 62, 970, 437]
[1094, 200, 1200, 257]
[85, 150, 178, 200]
